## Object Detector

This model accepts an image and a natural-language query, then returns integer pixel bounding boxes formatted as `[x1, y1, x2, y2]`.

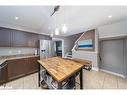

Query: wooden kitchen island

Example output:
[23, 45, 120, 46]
[37, 57, 84, 89]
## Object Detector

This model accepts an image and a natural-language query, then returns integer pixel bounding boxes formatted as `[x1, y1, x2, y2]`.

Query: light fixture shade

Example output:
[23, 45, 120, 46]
[15, 16, 19, 20]
[62, 24, 67, 33]
[108, 15, 112, 18]
[55, 28, 59, 35]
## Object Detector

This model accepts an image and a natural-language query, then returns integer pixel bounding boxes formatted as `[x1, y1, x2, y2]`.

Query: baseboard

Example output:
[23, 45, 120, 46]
[92, 67, 99, 71]
[100, 69, 125, 78]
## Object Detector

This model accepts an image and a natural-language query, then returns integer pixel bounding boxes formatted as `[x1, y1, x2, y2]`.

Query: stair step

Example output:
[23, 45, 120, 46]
[67, 55, 72, 57]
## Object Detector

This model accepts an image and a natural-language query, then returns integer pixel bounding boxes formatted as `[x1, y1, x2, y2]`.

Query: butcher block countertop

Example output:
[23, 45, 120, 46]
[38, 57, 84, 83]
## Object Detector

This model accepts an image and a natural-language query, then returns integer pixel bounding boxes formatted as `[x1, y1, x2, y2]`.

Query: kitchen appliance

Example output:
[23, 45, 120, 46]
[39, 40, 55, 87]
[39, 40, 55, 59]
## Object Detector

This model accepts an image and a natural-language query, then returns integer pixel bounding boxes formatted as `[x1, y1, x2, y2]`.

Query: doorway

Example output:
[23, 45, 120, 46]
[99, 38, 125, 77]
[52, 38, 64, 58]
[55, 41, 62, 57]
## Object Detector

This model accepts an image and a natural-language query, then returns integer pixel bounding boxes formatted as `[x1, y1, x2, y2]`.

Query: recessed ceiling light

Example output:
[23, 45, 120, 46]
[108, 15, 112, 18]
[55, 28, 59, 35]
[62, 24, 67, 33]
[15, 16, 19, 20]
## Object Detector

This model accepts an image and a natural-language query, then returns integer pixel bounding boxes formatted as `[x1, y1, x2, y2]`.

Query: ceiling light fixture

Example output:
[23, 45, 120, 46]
[15, 16, 19, 20]
[62, 24, 67, 33]
[108, 15, 112, 18]
[55, 28, 59, 35]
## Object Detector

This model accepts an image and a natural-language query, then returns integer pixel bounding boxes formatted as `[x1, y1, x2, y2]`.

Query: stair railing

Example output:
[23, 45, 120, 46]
[71, 31, 86, 51]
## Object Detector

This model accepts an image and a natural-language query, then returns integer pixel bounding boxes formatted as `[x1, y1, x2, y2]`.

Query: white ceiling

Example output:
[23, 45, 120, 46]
[0, 6, 127, 36]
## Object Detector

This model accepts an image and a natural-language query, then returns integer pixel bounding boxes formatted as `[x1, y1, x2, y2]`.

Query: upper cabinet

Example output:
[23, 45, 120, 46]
[0, 27, 12, 47]
[27, 33, 39, 48]
[39, 34, 52, 40]
[0, 27, 51, 47]
[12, 30, 29, 47]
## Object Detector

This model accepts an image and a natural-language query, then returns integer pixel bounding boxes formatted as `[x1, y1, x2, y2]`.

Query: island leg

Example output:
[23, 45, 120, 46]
[38, 63, 40, 87]
[58, 82, 62, 89]
[80, 68, 83, 89]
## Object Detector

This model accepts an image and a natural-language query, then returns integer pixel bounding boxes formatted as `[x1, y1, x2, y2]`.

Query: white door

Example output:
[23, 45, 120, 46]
[100, 39, 124, 75]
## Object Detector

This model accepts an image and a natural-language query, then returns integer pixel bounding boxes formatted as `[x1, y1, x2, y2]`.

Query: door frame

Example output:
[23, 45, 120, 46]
[99, 37, 126, 78]
[52, 38, 65, 58]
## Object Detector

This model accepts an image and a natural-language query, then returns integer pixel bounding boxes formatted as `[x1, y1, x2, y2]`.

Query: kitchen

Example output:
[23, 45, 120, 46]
[0, 26, 87, 89]
[0, 5, 127, 91]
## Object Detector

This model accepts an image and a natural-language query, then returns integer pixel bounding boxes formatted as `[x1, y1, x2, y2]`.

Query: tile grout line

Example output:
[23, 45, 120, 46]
[102, 73, 106, 89]
[23, 77, 24, 89]
[32, 73, 37, 89]
[116, 77, 119, 89]
[4, 83, 6, 90]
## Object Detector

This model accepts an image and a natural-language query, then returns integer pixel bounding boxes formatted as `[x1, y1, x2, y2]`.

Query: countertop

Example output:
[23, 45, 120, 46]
[38, 57, 84, 83]
[0, 54, 39, 65]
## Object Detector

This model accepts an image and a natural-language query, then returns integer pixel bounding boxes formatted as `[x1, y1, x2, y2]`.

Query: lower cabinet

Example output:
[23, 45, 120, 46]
[0, 56, 39, 84]
[0, 62, 8, 84]
[7, 58, 26, 80]
[26, 57, 39, 75]
[7, 56, 39, 81]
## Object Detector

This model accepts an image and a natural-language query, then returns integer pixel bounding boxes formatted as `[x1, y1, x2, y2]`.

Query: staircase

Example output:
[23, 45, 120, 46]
[64, 51, 72, 59]
[70, 29, 99, 71]
[72, 31, 86, 51]
[65, 32, 86, 59]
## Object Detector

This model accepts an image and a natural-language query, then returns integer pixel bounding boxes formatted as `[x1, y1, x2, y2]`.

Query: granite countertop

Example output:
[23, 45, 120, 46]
[0, 54, 40, 65]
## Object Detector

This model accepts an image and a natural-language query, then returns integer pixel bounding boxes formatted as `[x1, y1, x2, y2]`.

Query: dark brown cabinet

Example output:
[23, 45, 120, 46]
[26, 57, 39, 74]
[12, 30, 29, 47]
[39, 34, 51, 40]
[27, 33, 39, 48]
[0, 27, 51, 47]
[0, 27, 12, 47]
[7, 58, 26, 80]
[0, 62, 8, 84]
[6, 56, 39, 81]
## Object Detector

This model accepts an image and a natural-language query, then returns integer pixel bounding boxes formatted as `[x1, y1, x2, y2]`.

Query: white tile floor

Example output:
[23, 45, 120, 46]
[0, 73, 41, 90]
[82, 70, 127, 89]
[1, 70, 127, 89]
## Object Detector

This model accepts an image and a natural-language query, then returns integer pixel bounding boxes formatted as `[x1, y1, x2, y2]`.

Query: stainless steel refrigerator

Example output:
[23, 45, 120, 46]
[39, 39, 55, 60]
[39, 40, 56, 88]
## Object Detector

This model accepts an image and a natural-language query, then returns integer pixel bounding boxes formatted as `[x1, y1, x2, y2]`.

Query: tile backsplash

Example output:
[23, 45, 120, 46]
[0, 47, 37, 56]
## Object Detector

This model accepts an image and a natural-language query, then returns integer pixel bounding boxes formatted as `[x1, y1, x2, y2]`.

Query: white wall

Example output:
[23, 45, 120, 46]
[98, 20, 127, 39]
[0, 47, 37, 56]
[72, 30, 99, 71]
[97, 20, 127, 74]
[72, 51, 98, 70]
[54, 20, 127, 71]
[72, 20, 127, 71]
[125, 37, 127, 77]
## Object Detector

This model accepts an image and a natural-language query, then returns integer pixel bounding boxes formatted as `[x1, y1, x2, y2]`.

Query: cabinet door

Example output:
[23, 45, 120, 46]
[0, 27, 11, 47]
[38, 34, 51, 40]
[7, 59, 26, 80]
[0, 62, 8, 84]
[27, 33, 39, 48]
[12, 30, 29, 47]
[26, 57, 39, 74]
